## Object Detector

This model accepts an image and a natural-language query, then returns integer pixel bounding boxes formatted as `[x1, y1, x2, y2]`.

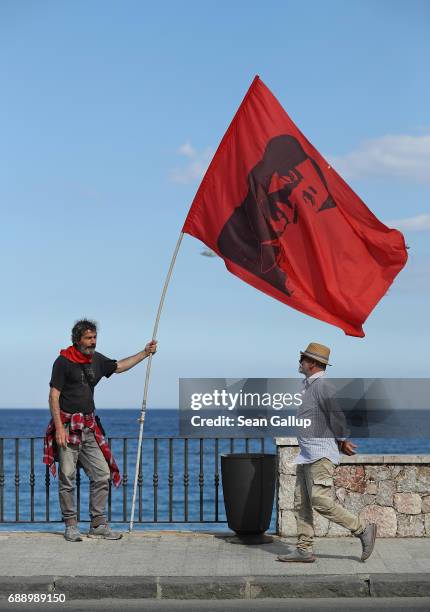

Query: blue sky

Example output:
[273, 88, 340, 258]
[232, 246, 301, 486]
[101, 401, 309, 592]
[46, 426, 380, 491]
[1, 0, 429, 408]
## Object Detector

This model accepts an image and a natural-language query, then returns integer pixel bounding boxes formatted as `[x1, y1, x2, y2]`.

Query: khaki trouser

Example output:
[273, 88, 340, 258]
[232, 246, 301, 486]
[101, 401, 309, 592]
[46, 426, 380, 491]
[58, 425, 111, 527]
[294, 458, 365, 551]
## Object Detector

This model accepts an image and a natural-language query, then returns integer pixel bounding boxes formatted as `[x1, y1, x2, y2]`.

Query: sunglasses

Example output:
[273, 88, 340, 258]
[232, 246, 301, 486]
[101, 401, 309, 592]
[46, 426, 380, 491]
[299, 355, 313, 364]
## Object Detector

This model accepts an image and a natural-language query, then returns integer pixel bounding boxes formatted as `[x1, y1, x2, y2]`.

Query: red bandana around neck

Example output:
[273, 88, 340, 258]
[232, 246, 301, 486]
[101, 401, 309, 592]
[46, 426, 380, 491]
[60, 345, 93, 364]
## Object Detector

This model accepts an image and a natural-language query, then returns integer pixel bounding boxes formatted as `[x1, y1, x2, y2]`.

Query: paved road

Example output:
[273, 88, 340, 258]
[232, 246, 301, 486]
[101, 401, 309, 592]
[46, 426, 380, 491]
[1, 597, 430, 611]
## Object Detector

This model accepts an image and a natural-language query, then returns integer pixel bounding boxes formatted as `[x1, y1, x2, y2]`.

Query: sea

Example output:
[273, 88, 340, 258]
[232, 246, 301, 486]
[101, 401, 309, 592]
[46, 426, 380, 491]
[0, 409, 429, 533]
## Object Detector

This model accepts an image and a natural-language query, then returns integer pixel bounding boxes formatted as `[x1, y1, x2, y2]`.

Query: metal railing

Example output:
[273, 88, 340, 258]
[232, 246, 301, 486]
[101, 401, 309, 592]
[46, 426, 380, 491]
[0, 436, 271, 524]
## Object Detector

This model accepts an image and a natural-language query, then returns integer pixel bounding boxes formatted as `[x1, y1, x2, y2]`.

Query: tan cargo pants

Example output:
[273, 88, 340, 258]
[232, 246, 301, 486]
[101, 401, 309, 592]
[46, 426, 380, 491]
[294, 457, 365, 551]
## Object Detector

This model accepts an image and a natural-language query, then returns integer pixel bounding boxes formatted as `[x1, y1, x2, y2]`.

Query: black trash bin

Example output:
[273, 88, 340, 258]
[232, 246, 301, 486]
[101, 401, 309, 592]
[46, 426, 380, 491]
[221, 453, 276, 544]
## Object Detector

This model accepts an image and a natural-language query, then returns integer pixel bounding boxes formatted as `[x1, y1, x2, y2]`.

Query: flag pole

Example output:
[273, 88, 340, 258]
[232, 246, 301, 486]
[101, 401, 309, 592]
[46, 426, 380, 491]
[129, 231, 184, 532]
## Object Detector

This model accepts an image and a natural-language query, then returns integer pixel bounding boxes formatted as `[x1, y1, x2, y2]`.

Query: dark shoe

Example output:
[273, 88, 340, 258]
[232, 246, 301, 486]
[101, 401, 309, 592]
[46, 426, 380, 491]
[357, 523, 377, 561]
[88, 524, 123, 540]
[64, 525, 83, 542]
[277, 548, 316, 563]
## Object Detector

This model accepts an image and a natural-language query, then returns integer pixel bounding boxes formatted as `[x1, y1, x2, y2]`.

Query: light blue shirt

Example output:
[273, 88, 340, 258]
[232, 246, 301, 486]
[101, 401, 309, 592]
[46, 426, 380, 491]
[294, 371, 345, 465]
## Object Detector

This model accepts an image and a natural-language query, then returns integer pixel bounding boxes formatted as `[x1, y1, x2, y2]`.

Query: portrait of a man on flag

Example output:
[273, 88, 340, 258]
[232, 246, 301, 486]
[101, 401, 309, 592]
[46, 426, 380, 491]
[218, 134, 337, 297]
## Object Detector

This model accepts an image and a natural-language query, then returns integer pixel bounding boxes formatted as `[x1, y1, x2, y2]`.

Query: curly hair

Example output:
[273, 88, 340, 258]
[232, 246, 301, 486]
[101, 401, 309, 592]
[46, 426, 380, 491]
[71, 319, 98, 345]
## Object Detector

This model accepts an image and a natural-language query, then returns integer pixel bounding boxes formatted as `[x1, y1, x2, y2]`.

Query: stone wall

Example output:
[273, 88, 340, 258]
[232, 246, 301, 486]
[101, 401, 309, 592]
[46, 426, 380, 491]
[276, 438, 430, 537]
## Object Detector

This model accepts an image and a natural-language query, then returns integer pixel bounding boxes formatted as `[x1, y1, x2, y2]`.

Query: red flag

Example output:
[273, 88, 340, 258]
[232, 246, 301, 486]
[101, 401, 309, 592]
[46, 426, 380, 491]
[183, 76, 407, 337]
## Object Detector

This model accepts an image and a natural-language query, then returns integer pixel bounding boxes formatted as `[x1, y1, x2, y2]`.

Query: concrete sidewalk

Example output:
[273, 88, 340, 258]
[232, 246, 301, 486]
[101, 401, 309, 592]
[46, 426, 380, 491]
[0, 531, 429, 599]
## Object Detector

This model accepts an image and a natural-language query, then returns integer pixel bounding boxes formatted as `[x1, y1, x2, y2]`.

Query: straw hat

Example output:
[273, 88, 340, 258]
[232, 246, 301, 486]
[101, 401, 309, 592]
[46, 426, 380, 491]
[300, 342, 332, 366]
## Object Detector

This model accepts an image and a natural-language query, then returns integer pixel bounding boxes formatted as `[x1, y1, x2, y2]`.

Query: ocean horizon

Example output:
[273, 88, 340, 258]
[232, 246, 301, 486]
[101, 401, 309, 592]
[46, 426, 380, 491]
[1, 409, 429, 533]
[1, 409, 429, 452]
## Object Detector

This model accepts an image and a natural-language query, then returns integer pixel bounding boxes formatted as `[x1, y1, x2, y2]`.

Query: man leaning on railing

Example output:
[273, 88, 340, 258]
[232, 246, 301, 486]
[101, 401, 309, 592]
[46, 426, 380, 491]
[43, 318, 157, 542]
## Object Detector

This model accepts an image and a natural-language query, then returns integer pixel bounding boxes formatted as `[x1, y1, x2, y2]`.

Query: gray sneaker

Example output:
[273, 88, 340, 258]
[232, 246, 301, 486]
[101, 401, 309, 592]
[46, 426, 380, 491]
[88, 524, 123, 540]
[357, 523, 377, 561]
[64, 525, 83, 542]
[277, 548, 316, 563]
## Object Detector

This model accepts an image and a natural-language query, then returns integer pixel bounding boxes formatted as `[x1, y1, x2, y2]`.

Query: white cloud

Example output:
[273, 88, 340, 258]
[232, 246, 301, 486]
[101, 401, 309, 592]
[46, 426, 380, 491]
[387, 213, 430, 232]
[170, 142, 215, 184]
[178, 142, 196, 158]
[200, 248, 217, 258]
[330, 133, 430, 183]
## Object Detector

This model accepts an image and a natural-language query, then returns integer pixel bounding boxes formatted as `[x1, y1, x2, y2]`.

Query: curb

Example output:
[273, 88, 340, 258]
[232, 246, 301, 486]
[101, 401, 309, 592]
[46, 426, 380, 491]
[1, 574, 430, 599]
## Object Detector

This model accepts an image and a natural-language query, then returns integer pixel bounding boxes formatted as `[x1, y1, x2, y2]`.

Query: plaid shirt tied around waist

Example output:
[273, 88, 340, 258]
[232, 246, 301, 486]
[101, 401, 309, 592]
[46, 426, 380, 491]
[43, 411, 121, 487]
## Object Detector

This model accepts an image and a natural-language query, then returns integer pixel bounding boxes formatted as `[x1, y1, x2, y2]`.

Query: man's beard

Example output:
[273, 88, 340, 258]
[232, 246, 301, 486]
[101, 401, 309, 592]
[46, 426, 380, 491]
[78, 345, 96, 356]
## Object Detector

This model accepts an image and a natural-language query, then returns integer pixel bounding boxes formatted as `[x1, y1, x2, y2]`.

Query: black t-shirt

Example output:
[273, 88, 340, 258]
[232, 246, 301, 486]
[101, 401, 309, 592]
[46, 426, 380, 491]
[49, 352, 117, 414]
